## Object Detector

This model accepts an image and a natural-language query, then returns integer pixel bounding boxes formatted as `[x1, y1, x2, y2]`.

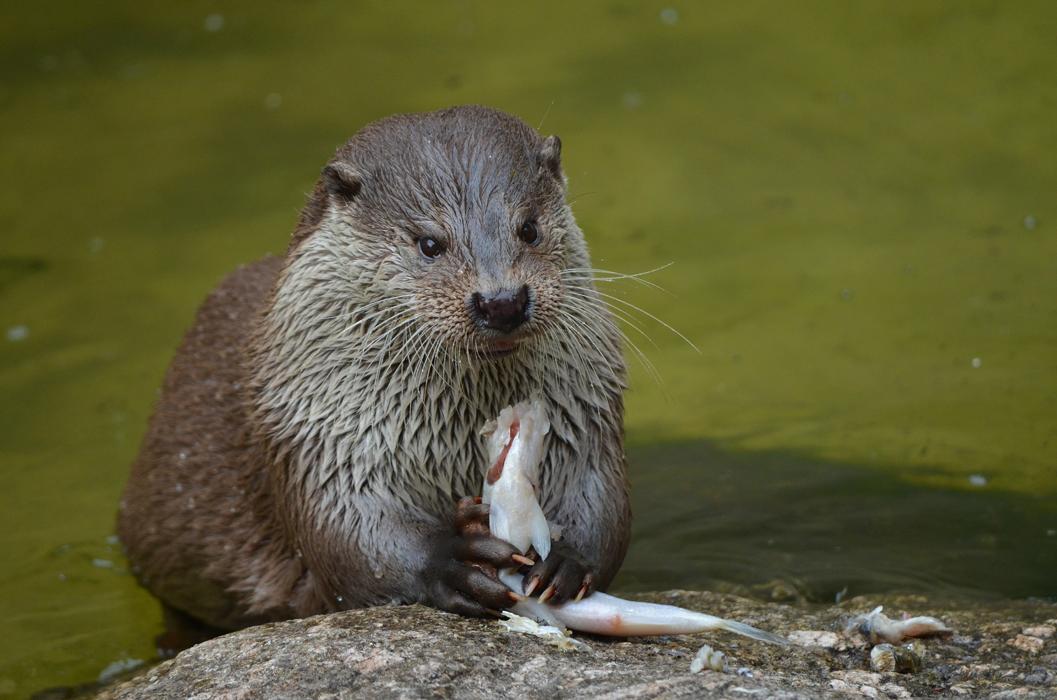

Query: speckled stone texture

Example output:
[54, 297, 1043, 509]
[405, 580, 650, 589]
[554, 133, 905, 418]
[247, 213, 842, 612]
[94, 591, 1057, 699]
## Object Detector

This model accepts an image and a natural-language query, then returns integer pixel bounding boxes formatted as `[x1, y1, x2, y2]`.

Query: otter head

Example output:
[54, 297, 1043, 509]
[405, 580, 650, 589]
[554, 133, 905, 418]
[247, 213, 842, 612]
[253, 106, 625, 518]
[289, 105, 588, 364]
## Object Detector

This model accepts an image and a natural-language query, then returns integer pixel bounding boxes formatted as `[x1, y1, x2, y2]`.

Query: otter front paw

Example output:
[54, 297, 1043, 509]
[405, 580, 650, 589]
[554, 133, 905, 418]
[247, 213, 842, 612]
[425, 498, 531, 618]
[522, 539, 595, 605]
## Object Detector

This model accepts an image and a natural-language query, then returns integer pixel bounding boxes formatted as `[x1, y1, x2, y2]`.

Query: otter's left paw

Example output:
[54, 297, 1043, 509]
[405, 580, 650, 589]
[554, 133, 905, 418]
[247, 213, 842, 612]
[522, 540, 595, 604]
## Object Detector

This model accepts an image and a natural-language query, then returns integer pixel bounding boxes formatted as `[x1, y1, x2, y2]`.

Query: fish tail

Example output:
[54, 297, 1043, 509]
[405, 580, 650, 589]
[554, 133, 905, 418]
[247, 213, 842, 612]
[716, 619, 789, 646]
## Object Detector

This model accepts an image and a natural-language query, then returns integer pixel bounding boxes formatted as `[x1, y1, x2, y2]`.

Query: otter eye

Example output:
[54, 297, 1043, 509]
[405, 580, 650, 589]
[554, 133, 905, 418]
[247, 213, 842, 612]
[418, 237, 444, 259]
[518, 219, 540, 245]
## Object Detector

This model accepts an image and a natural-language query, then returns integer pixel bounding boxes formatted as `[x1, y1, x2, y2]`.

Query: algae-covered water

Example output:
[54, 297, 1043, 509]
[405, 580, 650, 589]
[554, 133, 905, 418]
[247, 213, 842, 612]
[2, 2, 1055, 696]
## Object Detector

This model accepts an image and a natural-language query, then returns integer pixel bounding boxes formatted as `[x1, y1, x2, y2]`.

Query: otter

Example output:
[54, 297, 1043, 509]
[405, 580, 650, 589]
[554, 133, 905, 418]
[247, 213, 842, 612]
[118, 105, 630, 637]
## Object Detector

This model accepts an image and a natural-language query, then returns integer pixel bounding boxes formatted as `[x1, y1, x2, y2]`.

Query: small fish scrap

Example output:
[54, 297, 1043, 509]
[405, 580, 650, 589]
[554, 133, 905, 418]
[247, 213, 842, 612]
[498, 611, 589, 651]
[690, 644, 727, 673]
[845, 605, 953, 645]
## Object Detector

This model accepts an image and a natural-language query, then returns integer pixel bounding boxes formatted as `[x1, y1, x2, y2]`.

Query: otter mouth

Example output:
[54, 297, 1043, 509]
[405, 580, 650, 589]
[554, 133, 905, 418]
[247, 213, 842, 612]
[479, 338, 521, 359]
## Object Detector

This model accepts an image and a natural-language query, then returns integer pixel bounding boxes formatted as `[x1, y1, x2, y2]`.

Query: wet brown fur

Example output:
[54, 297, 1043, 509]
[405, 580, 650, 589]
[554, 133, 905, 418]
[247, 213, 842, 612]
[118, 105, 630, 631]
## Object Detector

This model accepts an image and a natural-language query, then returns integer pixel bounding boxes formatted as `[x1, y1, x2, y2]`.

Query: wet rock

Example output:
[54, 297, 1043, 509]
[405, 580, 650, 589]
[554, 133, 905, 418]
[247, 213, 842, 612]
[869, 643, 921, 673]
[92, 591, 1057, 699]
[789, 630, 842, 648]
[830, 669, 884, 687]
[1008, 634, 1045, 654]
[1022, 667, 1054, 686]
[1021, 625, 1054, 639]
[880, 682, 912, 698]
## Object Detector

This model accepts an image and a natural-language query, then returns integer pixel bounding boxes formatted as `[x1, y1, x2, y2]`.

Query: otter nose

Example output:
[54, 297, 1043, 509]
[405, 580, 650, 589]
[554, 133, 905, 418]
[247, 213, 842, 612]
[472, 286, 530, 333]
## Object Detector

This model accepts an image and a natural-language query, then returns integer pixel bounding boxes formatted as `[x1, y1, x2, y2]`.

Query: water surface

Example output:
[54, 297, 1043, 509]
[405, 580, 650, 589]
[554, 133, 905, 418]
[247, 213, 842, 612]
[2, 2, 1055, 696]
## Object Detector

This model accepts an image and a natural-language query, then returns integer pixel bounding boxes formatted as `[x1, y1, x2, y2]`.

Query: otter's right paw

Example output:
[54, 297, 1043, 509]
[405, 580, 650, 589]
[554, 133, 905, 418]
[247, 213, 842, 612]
[426, 532, 527, 617]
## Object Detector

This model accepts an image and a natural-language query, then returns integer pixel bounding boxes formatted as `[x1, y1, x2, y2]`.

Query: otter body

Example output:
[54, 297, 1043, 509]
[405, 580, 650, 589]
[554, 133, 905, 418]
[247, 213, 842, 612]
[118, 106, 630, 631]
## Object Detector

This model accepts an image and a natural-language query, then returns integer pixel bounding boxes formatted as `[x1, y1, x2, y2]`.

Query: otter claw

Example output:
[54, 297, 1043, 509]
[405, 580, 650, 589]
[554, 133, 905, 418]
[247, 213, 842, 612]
[524, 576, 541, 597]
[538, 584, 556, 604]
[511, 553, 534, 567]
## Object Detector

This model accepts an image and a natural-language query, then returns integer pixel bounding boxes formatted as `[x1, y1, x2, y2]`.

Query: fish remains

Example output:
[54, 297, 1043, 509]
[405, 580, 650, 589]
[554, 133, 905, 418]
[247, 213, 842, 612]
[480, 400, 788, 644]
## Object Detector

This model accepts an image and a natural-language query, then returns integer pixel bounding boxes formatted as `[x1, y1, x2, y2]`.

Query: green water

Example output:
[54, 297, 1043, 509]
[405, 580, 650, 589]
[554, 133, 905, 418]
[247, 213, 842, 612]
[2, 2, 1055, 696]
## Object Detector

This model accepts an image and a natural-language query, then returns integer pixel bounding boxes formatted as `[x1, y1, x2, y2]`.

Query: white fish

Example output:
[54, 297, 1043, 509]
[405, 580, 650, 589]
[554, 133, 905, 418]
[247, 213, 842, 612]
[481, 401, 552, 560]
[845, 605, 953, 645]
[481, 400, 788, 645]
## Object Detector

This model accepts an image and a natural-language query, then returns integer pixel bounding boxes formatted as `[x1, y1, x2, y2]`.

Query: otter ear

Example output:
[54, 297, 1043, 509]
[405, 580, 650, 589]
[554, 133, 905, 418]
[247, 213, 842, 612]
[322, 162, 362, 203]
[539, 135, 564, 182]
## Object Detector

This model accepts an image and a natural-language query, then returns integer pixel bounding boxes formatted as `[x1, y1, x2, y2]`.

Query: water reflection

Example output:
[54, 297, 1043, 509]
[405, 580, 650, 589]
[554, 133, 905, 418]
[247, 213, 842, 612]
[621, 439, 1057, 603]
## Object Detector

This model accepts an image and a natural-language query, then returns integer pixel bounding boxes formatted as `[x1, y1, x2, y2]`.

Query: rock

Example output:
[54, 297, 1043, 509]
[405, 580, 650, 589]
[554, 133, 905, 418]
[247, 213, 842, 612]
[829, 678, 852, 692]
[91, 591, 1057, 699]
[869, 644, 921, 673]
[880, 682, 911, 698]
[788, 630, 842, 649]
[1023, 667, 1054, 685]
[830, 669, 883, 687]
[1021, 625, 1054, 639]
[1008, 634, 1045, 654]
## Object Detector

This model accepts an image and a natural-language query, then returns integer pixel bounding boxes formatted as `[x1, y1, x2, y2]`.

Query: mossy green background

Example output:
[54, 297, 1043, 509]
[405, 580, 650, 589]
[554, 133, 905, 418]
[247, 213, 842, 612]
[1, 2, 1055, 695]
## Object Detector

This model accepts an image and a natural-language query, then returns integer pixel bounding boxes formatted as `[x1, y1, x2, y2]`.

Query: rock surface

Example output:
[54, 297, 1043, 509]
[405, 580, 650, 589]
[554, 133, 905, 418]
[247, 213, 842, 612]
[94, 591, 1057, 699]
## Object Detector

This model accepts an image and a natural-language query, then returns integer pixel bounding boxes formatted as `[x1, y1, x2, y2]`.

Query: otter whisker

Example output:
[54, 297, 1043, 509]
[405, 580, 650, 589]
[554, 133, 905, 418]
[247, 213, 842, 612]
[461, 338, 475, 373]
[564, 287, 661, 352]
[620, 331, 664, 387]
[406, 330, 430, 381]
[435, 341, 460, 396]
[535, 321, 596, 394]
[562, 263, 689, 382]
[564, 191, 597, 207]
[411, 329, 459, 398]
[401, 323, 432, 373]
[561, 291, 663, 387]
[589, 289, 700, 354]
[330, 310, 410, 348]
[319, 293, 416, 329]
[562, 264, 672, 293]
[556, 325, 600, 389]
[564, 262, 672, 278]
[338, 297, 419, 338]
[551, 297, 619, 399]
[553, 306, 606, 374]
[357, 314, 419, 359]
[332, 294, 416, 324]
[420, 337, 451, 393]
[555, 335, 608, 427]
[358, 310, 416, 348]
[341, 292, 418, 317]
[414, 329, 454, 395]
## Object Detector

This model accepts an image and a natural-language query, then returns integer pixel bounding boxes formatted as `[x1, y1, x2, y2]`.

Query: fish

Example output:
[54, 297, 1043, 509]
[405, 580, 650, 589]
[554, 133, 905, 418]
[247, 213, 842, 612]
[480, 400, 788, 645]
[480, 401, 553, 561]
[844, 605, 953, 645]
